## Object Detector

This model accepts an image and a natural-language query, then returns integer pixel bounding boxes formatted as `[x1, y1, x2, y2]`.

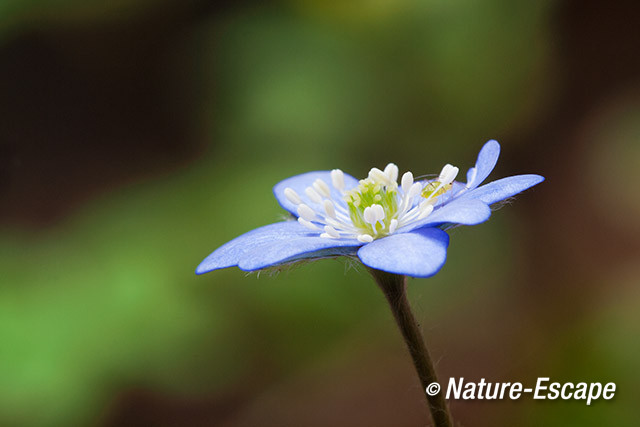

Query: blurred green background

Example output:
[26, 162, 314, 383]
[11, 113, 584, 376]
[1, 0, 639, 426]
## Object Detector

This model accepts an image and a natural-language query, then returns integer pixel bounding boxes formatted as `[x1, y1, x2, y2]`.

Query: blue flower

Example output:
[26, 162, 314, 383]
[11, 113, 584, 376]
[196, 140, 543, 278]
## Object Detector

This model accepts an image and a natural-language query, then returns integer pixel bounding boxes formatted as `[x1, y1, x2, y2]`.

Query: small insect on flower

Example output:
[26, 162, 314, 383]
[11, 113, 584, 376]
[196, 140, 544, 278]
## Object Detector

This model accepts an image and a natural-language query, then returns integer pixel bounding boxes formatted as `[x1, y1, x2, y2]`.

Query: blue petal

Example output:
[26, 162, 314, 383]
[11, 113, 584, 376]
[195, 221, 361, 274]
[399, 198, 491, 233]
[461, 174, 544, 205]
[273, 171, 360, 216]
[466, 167, 477, 185]
[239, 234, 360, 272]
[357, 228, 449, 278]
[466, 140, 500, 190]
[196, 222, 300, 274]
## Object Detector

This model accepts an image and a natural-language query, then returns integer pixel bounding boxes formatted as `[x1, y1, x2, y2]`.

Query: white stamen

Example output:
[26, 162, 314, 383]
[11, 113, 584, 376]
[297, 204, 316, 221]
[389, 219, 398, 234]
[323, 225, 340, 238]
[408, 182, 422, 198]
[323, 200, 336, 218]
[325, 217, 344, 228]
[438, 164, 459, 185]
[368, 168, 390, 186]
[298, 217, 319, 230]
[363, 206, 375, 225]
[313, 179, 331, 197]
[331, 169, 345, 191]
[401, 172, 413, 193]
[418, 202, 434, 219]
[325, 218, 359, 234]
[305, 187, 322, 203]
[372, 204, 385, 222]
[384, 163, 398, 183]
[284, 187, 301, 205]
[291, 161, 459, 243]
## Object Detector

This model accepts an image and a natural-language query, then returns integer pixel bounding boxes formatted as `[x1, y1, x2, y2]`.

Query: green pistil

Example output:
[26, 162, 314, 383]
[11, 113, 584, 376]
[345, 179, 398, 235]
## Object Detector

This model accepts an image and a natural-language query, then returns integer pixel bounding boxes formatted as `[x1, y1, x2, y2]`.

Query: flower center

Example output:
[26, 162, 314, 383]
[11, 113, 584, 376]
[345, 172, 398, 237]
[283, 163, 459, 243]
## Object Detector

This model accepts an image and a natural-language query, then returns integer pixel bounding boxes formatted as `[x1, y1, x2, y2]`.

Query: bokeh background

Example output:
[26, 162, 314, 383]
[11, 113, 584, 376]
[1, 0, 639, 426]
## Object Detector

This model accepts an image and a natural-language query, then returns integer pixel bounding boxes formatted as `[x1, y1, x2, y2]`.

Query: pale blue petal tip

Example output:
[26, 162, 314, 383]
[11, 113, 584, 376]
[463, 174, 544, 205]
[466, 139, 501, 190]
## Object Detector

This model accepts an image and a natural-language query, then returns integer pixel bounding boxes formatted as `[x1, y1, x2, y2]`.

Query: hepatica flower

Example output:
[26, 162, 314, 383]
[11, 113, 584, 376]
[197, 139, 543, 426]
[196, 140, 543, 278]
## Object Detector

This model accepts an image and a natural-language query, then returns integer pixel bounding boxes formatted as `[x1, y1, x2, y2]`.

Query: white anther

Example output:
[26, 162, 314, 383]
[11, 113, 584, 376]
[401, 172, 414, 193]
[417, 202, 434, 220]
[323, 225, 340, 238]
[372, 204, 385, 222]
[284, 187, 301, 205]
[438, 164, 459, 185]
[384, 163, 399, 183]
[357, 234, 374, 243]
[389, 219, 398, 234]
[419, 199, 434, 210]
[323, 200, 336, 218]
[305, 187, 322, 203]
[298, 217, 319, 230]
[368, 168, 390, 186]
[313, 179, 331, 197]
[408, 182, 422, 198]
[297, 204, 317, 221]
[331, 169, 345, 191]
[363, 206, 375, 225]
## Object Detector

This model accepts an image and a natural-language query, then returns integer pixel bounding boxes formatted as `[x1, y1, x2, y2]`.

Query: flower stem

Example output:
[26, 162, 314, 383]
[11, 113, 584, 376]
[368, 268, 452, 427]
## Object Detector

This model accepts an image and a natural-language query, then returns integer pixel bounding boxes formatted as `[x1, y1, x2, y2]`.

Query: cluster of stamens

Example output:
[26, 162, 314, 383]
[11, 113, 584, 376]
[284, 163, 459, 243]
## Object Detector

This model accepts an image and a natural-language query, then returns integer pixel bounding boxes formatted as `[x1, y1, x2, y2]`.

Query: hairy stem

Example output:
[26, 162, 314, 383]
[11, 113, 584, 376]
[369, 268, 452, 427]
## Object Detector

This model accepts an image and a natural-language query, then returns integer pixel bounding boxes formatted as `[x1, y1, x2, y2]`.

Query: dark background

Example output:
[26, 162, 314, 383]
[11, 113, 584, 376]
[1, 0, 639, 426]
